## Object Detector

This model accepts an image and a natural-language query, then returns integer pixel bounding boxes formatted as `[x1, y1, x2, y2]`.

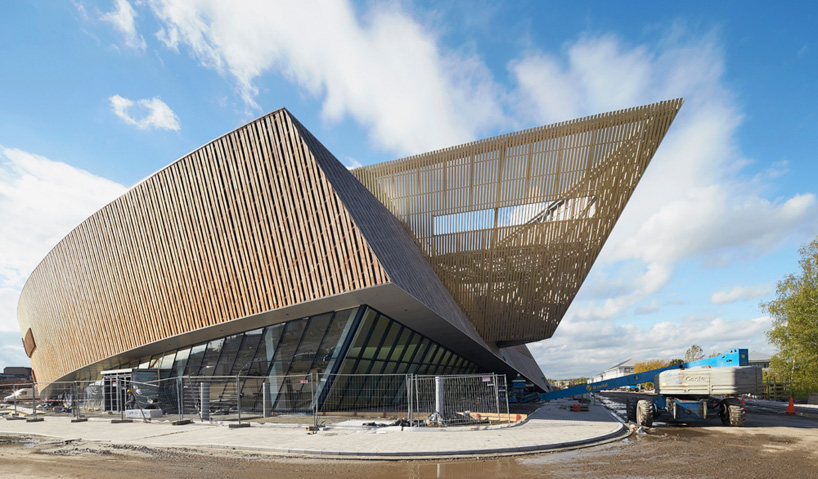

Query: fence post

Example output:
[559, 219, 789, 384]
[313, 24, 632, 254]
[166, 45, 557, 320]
[200, 382, 210, 422]
[414, 374, 421, 426]
[236, 375, 242, 423]
[312, 371, 317, 429]
[74, 381, 79, 420]
[6, 383, 24, 420]
[313, 372, 318, 428]
[178, 377, 183, 422]
[494, 374, 501, 424]
[433, 376, 445, 424]
[406, 374, 412, 427]
[112, 375, 132, 424]
[262, 379, 269, 418]
[229, 374, 250, 428]
[27, 382, 43, 422]
[503, 374, 511, 424]
[171, 376, 192, 425]
[71, 381, 87, 422]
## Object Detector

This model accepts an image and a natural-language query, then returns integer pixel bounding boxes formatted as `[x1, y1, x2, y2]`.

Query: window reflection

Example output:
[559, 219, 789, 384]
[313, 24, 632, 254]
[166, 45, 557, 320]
[112, 305, 483, 412]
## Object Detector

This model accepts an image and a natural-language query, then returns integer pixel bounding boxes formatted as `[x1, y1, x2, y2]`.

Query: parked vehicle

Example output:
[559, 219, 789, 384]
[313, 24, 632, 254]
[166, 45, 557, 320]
[3, 387, 34, 403]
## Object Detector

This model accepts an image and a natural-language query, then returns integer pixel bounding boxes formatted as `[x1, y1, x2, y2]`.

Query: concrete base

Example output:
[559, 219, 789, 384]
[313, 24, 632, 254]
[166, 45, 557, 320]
[125, 409, 163, 419]
[172, 419, 192, 426]
[5, 415, 26, 421]
[229, 422, 251, 429]
[25, 417, 44, 423]
[111, 419, 134, 424]
[71, 417, 89, 423]
[0, 400, 628, 459]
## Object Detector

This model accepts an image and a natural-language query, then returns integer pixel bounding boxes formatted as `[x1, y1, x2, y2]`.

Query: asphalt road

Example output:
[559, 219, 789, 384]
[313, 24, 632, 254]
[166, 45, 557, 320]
[597, 390, 818, 428]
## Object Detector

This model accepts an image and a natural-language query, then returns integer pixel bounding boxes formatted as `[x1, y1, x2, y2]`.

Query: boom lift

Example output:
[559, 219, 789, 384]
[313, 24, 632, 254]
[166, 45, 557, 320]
[539, 348, 760, 427]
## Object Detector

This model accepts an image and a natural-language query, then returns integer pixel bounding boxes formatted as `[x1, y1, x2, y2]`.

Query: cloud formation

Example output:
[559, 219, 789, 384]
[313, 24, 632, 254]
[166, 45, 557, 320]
[529, 314, 773, 378]
[711, 284, 771, 304]
[52, 5, 818, 377]
[109, 94, 181, 131]
[509, 33, 818, 330]
[0, 147, 126, 365]
[100, 0, 146, 52]
[147, 0, 507, 155]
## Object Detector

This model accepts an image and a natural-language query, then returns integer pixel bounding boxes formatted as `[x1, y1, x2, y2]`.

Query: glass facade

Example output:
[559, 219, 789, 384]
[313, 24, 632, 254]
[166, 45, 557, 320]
[94, 305, 480, 412]
[338, 307, 477, 376]
[319, 307, 478, 411]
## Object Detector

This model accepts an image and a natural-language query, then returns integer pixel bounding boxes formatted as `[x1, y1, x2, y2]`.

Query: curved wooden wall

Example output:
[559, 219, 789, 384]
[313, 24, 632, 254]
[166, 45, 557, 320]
[18, 109, 390, 384]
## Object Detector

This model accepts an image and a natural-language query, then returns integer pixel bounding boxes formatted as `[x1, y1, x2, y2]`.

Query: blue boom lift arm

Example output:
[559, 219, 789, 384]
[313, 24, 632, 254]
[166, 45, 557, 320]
[541, 348, 749, 401]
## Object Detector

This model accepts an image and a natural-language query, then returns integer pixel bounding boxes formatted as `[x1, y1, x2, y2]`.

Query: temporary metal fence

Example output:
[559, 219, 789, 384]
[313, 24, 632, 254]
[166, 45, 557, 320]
[1, 380, 105, 422]
[317, 374, 409, 419]
[3, 373, 510, 428]
[410, 373, 510, 426]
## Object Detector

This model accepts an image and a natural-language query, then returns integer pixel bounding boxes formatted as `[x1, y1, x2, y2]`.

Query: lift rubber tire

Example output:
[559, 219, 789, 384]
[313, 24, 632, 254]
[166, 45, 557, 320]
[626, 398, 637, 422]
[720, 398, 745, 427]
[636, 399, 654, 427]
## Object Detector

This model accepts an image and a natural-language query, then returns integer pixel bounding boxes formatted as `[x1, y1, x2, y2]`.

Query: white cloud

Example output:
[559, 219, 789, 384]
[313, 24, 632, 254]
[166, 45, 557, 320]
[530, 314, 774, 378]
[711, 284, 771, 304]
[100, 0, 147, 52]
[109, 94, 181, 131]
[339, 155, 363, 170]
[0, 147, 127, 344]
[68, 7, 816, 378]
[634, 300, 660, 315]
[511, 32, 817, 376]
[510, 31, 818, 311]
[147, 0, 508, 155]
[0, 331, 28, 369]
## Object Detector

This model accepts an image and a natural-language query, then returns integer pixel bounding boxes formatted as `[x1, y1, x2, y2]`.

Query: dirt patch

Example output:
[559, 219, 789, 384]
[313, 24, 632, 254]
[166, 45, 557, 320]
[1, 422, 817, 478]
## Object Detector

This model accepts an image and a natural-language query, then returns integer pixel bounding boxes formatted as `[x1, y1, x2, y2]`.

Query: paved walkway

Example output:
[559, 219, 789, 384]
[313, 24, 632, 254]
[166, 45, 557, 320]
[0, 399, 626, 459]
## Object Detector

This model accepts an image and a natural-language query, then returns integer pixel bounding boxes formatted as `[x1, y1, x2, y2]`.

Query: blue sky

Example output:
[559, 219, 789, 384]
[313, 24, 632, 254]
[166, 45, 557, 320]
[1, 1, 816, 378]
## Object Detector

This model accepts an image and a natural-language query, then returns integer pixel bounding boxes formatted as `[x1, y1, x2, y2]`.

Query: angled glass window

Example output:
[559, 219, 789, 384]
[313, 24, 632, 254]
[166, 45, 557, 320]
[257, 323, 284, 376]
[376, 323, 401, 361]
[269, 318, 307, 376]
[198, 338, 224, 377]
[172, 348, 191, 377]
[361, 315, 390, 360]
[289, 314, 331, 376]
[346, 308, 377, 358]
[231, 328, 263, 376]
[184, 344, 207, 376]
[214, 334, 243, 376]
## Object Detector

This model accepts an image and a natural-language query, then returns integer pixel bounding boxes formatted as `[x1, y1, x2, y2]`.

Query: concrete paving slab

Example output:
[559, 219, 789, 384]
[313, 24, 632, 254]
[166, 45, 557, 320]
[0, 399, 626, 459]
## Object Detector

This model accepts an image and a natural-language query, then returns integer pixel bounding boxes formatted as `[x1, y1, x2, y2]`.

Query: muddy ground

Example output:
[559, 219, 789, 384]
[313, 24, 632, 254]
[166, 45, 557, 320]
[2, 419, 817, 479]
[3, 395, 817, 479]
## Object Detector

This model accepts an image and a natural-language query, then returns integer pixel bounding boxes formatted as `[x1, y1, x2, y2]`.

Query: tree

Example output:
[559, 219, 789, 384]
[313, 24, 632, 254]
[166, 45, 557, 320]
[684, 344, 704, 363]
[633, 359, 669, 388]
[667, 358, 684, 367]
[762, 237, 818, 399]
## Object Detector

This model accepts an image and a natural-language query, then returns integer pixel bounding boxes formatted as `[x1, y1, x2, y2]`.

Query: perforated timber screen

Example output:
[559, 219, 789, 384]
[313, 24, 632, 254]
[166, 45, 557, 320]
[353, 99, 683, 346]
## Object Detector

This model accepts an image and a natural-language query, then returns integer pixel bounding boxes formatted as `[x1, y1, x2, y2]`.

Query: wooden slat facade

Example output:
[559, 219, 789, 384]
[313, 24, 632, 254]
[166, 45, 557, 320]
[17, 109, 391, 384]
[352, 99, 684, 346]
[18, 100, 683, 385]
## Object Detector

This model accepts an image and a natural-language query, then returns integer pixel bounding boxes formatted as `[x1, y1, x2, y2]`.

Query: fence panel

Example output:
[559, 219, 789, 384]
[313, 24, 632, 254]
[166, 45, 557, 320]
[411, 374, 509, 426]
[317, 374, 408, 419]
[4, 373, 510, 427]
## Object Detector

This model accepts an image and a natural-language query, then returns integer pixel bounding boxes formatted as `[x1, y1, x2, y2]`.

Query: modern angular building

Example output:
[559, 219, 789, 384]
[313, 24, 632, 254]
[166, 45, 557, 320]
[17, 99, 682, 402]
